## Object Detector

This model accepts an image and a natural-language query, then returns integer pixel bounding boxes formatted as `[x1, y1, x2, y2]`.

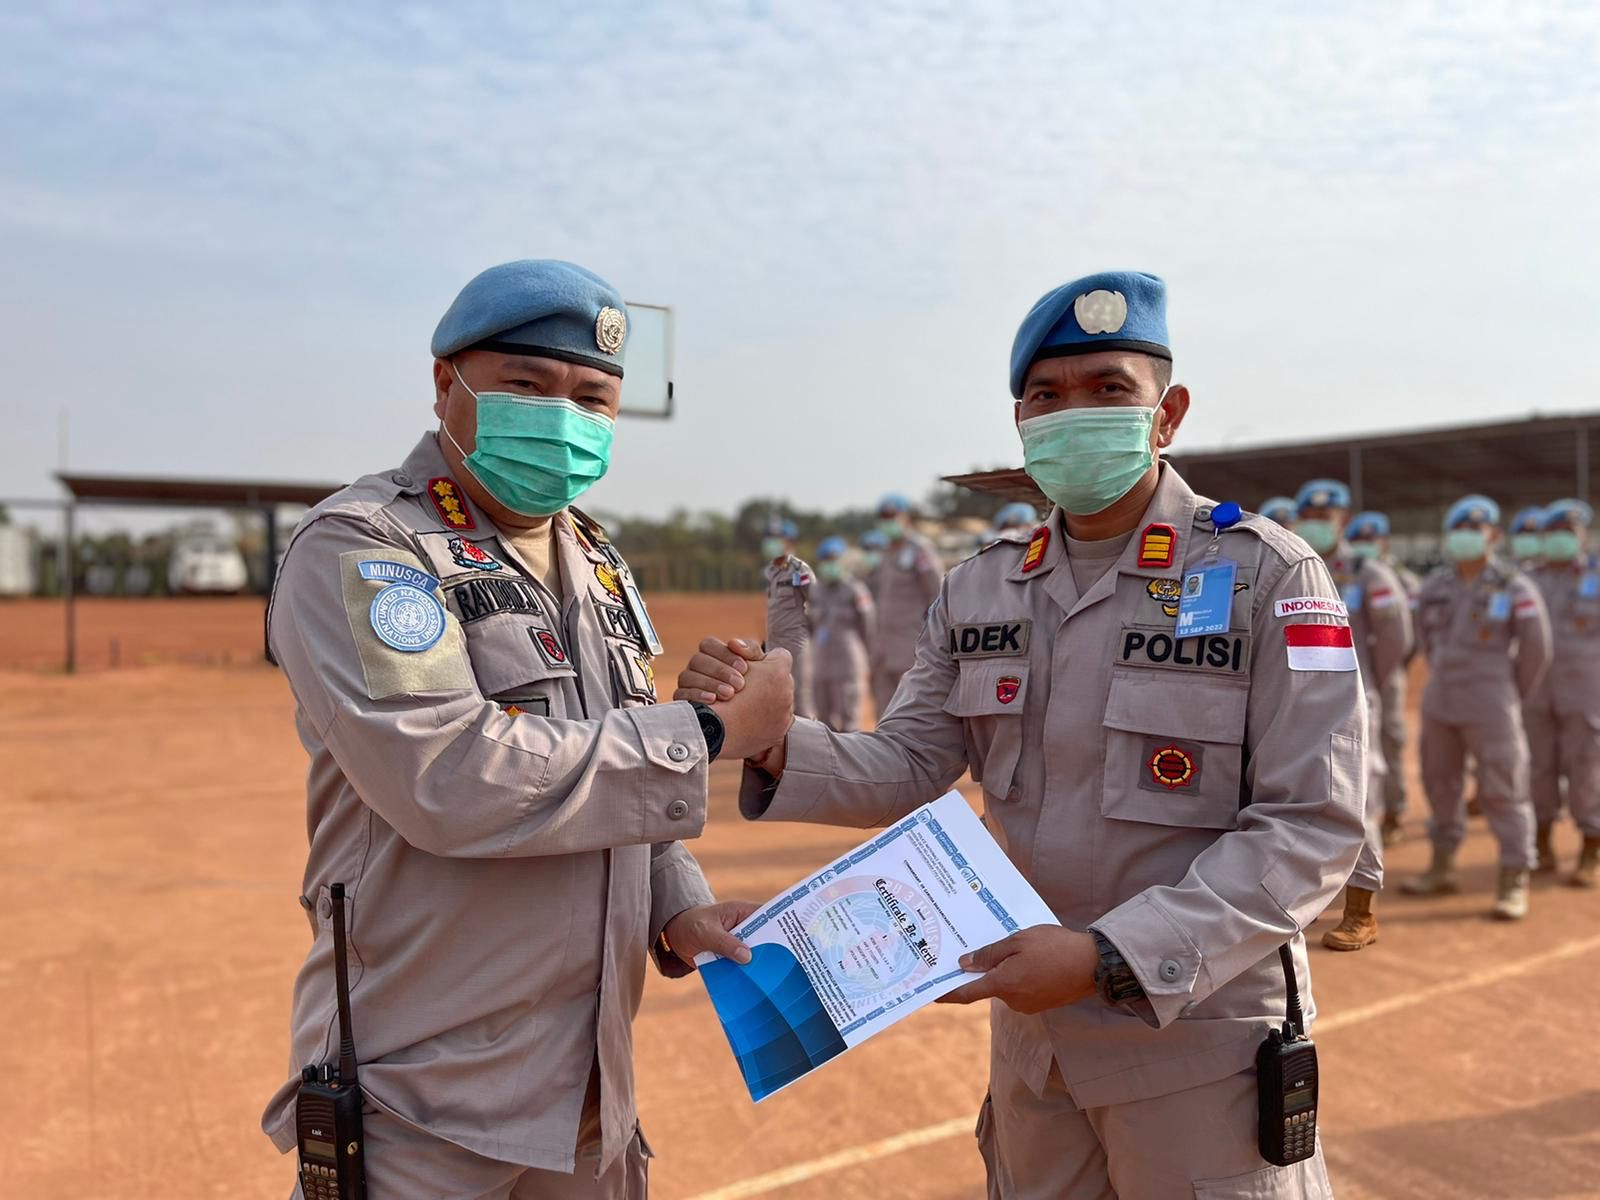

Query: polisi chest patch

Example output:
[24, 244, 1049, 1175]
[948, 620, 1032, 659]
[1117, 625, 1249, 674]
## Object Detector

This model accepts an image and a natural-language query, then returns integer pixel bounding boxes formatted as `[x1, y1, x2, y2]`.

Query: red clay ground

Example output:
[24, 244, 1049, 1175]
[2, 597, 1597, 1199]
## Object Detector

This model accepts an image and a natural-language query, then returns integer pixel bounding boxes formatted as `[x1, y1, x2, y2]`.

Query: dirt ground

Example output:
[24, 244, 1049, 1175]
[2, 597, 1597, 1200]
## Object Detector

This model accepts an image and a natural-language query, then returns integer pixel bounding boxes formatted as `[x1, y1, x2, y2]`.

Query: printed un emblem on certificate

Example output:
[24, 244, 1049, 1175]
[696, 791, 1057, 1101]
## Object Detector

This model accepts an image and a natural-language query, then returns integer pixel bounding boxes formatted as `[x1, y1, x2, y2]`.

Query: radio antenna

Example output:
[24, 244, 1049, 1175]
[330, 882, 359, 1085]
[1278, 942, 1305, 1040]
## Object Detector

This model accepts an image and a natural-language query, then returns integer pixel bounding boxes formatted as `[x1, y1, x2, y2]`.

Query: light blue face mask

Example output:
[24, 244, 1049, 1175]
[1544, 530, 1581, 563]
[1444, 528, 1488, 563]
[445, 367, 614, 517]
[1295, 519, 1339, 555]
[761, 537, 787, 561]
[1511, 533, 1544, 561]
[1349, 541, 1381, 561]
[1018, 403, 1158, 515]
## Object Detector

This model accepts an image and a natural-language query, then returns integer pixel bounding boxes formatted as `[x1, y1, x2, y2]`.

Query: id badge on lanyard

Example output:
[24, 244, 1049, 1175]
[1175, 503, 1242, 639]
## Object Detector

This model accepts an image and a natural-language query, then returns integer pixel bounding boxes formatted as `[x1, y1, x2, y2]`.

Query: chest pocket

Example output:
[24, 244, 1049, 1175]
[942, 659, 1028, 801]
[457, 611, 577, 706]
[1101, 670, 1247, 830]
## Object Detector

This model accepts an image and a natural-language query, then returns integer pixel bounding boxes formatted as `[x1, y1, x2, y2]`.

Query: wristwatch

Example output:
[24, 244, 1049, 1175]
[1092, 930, 1146, 1008]
[690, 701, 725, 762]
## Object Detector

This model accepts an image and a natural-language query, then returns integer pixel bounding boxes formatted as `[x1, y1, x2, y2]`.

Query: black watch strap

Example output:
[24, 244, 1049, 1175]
[690, 702, 725, 762]
[1092, 930, 1145, 1008]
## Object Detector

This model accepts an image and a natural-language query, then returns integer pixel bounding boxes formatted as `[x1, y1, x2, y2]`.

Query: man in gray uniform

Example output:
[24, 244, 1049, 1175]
[262, 260, 793, 1197]
[1294, 482, 1413, 950]
[803, 535, 875, 731]
[1528, 500, 1600, 886]
[680, 271, 1363, 1197]
[1508, 506, 1547, 571]
[761, 516, 816, 719]
[867, 492, 944, 716]
[1401, 495, 1551, 919]
[1346, 511, 1419, 846]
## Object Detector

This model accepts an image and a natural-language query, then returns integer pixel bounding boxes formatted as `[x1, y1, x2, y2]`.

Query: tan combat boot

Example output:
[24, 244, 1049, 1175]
[1321, 887, 1378, 951]
[1569, 837, 1600, 889]
[1492, 868, 1531, 920]
[1380, 812, 1404, 848]
[1535, 823, 1558, 873]
[1401, 847, 1459, 895]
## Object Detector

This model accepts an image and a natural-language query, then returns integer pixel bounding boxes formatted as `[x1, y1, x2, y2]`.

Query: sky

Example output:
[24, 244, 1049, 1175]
[3, 1, 1598, 530]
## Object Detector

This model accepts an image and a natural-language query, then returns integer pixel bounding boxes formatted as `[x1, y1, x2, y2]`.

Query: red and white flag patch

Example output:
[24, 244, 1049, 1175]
[1514, 596, 1540, 616]
[1284, 623, 1358, 672]
[1369, 588, 1397, 609]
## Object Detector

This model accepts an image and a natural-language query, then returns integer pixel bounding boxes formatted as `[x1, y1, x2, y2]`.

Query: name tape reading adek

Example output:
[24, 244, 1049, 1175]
[1273, 596, 1348, 619]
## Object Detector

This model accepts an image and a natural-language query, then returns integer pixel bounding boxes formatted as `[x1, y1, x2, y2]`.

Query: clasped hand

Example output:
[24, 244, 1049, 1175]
[677, 638, 793, 765]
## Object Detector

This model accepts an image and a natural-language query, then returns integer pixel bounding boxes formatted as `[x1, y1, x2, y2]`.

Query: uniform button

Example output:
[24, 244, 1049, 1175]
[1195, 505, 1213, 523]
[392, 472, 412, 487]
[1159, 959, 1181, 982]
[666, 741, 690, 762]
[667, 800, 690, 820]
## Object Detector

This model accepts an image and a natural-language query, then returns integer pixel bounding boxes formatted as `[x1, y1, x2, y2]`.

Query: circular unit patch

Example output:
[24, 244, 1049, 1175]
[370, 583, 446, 652]
[1148, 744, 1196, 791]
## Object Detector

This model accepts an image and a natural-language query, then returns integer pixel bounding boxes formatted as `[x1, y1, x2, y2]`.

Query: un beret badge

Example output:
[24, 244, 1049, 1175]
[1073, 289, 1128, 335]
[595, 306, 627, 354]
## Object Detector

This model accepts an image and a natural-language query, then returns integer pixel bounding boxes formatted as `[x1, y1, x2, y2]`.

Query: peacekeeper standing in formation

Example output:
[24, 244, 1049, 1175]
[866, 492, 945, 715]
[761, 517, 816, 719]
[804, 535, 875, 731]
[1345, 511, 1419, 846]
[1259, 495, 1298, 529]
[1508, 506, 1548, 571]
[679, 272, 1365, 1198]
[1293, 481, 1413, 951]
[262, 259, 794, 1198]
[1527, 500, 1600, 885]
[990, 501, 1042, 544]
[1402, 495, 1551, 919]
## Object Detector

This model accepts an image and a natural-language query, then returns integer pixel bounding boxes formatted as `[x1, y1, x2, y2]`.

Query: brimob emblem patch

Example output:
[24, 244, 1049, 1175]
[996, 675, 1021, 705]
[595, 306, 627, 354]
[531, 627, 568, 665]
[448, 536, 503, 572]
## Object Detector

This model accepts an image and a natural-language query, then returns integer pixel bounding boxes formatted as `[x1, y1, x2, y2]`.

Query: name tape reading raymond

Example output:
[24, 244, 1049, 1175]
[1273, 596, 1349, 619]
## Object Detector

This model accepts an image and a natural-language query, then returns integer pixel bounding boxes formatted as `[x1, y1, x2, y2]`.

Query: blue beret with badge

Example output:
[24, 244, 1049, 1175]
[1509, 506, 1547, 535]
[1346, 511, 1390, 539]
[1010, 271, 1170, 398]
[431, 259, 629, 376]
[1295, 479, 1352, 514]
[1444, 494, 1500, 529]
[817, 536, 848, 559]
[1259, 496, 1298, 524]
[1543, 498, 1594, 529]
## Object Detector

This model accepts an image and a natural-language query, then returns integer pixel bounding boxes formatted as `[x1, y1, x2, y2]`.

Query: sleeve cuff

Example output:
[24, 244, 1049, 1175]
[1090, 893, 1204, 1030]
[737, 718, 835, 822]
[631, 702, 712, 843]
[649, 854, 716, 979]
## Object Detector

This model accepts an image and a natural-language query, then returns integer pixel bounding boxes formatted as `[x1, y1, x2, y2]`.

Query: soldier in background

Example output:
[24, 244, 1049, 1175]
[762, 517, 816, 720]
[858, 528, 887, 590]
[867, 493, 944, 716]
[1402, 495, 1552, 919]
[1260, 496, 1297, 528]
[1294, 482, 1413, 951]
[1528, 500, 1600, 886]
[991, 501, 1041, 543]
[1347, 510, 1419, 846]
[807, 536, 875, 731]
[1509, 507, 1547, 571]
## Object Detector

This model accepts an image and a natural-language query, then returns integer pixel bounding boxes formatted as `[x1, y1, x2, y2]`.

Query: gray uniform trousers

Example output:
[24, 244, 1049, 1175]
[1379, 667, 1409, 817]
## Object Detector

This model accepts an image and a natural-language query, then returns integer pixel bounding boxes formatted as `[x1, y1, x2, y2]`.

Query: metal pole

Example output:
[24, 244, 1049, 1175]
[1578, 426, 1590, 504]
[64, 500, 76, 673]
[1348, 446, 1364, 512]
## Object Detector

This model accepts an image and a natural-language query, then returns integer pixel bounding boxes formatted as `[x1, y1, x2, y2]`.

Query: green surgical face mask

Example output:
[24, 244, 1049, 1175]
[1019, 404, 1157, 516]
[448, 368, 614, 517]
[761, 537, 787, 560]
[1544, 530, 1581, 563]
[818, 560, 845, 582]
[1349, 541, 1381, 561]
[1444, 528, 1488, 562]
[1296, 519, 1339, 555]
[862, 551, 882, 570]
[877, 518, 904, 541]
[1511, 533, 1544, 561]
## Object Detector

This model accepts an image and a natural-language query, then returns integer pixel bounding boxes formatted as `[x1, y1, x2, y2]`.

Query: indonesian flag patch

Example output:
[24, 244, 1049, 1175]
[1284, 623, 1358, 672]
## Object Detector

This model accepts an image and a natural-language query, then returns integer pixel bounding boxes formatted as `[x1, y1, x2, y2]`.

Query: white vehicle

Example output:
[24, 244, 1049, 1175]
[0, 525, 34, 596]
[168, 533, 249, 594]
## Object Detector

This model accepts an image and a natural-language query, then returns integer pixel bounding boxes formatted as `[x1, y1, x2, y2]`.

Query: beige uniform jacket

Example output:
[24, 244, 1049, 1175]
[262, 433, 715, 1176]
[1416, 560, 1552, 723]
[870, 530, 945, 675]
[742, 465, 1366, 1108]
[765, 555, 815, 717]
[807, 577, 875, 683]
[1530, 558, 1600, 716]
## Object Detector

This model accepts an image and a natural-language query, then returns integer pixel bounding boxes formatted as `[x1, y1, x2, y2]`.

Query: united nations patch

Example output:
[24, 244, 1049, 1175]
[370, 583, 446, 652]
[595, 306, 627, 354]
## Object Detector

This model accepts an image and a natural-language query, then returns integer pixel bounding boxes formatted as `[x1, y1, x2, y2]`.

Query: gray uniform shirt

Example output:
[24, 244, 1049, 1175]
[261, 433, 715, 1175]
[742, 466, 1367, 1108]
[1531, 557, 1600, 716]
[807, 577, 875, 682]
[1416, 560, 1552, 723]
[870, 530, 944, 675]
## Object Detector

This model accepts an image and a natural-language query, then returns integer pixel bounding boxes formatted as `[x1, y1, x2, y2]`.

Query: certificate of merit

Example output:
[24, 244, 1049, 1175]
[696, 790, 1058, 1101]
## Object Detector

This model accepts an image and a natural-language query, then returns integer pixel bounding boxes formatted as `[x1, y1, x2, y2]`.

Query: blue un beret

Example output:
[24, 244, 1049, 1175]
[996, 502, 1040, 528]
[1259, 496, 1298, 524]
[1509, 506, 1547, 534]
[1296, 479, 1352, 514]
[817, 536, 848, 559]
[878, 493, 912, 515]
[1346, 511, 1390, 539]
[1010, 271, 1170, 398]
[431, 259, 629, 377]
[1445, 494, 1500, 530]
[859, 529, 887, 550]
[1543, 499, 1593, 529]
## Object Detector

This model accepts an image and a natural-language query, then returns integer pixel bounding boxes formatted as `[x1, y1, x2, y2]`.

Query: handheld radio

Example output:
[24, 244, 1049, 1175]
[295, 883, 367, 1199]
[1256, 942, 1318, 1166]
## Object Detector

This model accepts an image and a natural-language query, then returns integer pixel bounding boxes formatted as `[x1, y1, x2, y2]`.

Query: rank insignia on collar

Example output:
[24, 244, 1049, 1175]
[1138, 523, 1176, 569]
[996, 675, 1021, 705]
[1147, 577, 1182, 618]
[448, 535, 502, 572]
[428, 477, 476, 530]
[1022, 527, 1050, 573]
[595, 562, 624, 600]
